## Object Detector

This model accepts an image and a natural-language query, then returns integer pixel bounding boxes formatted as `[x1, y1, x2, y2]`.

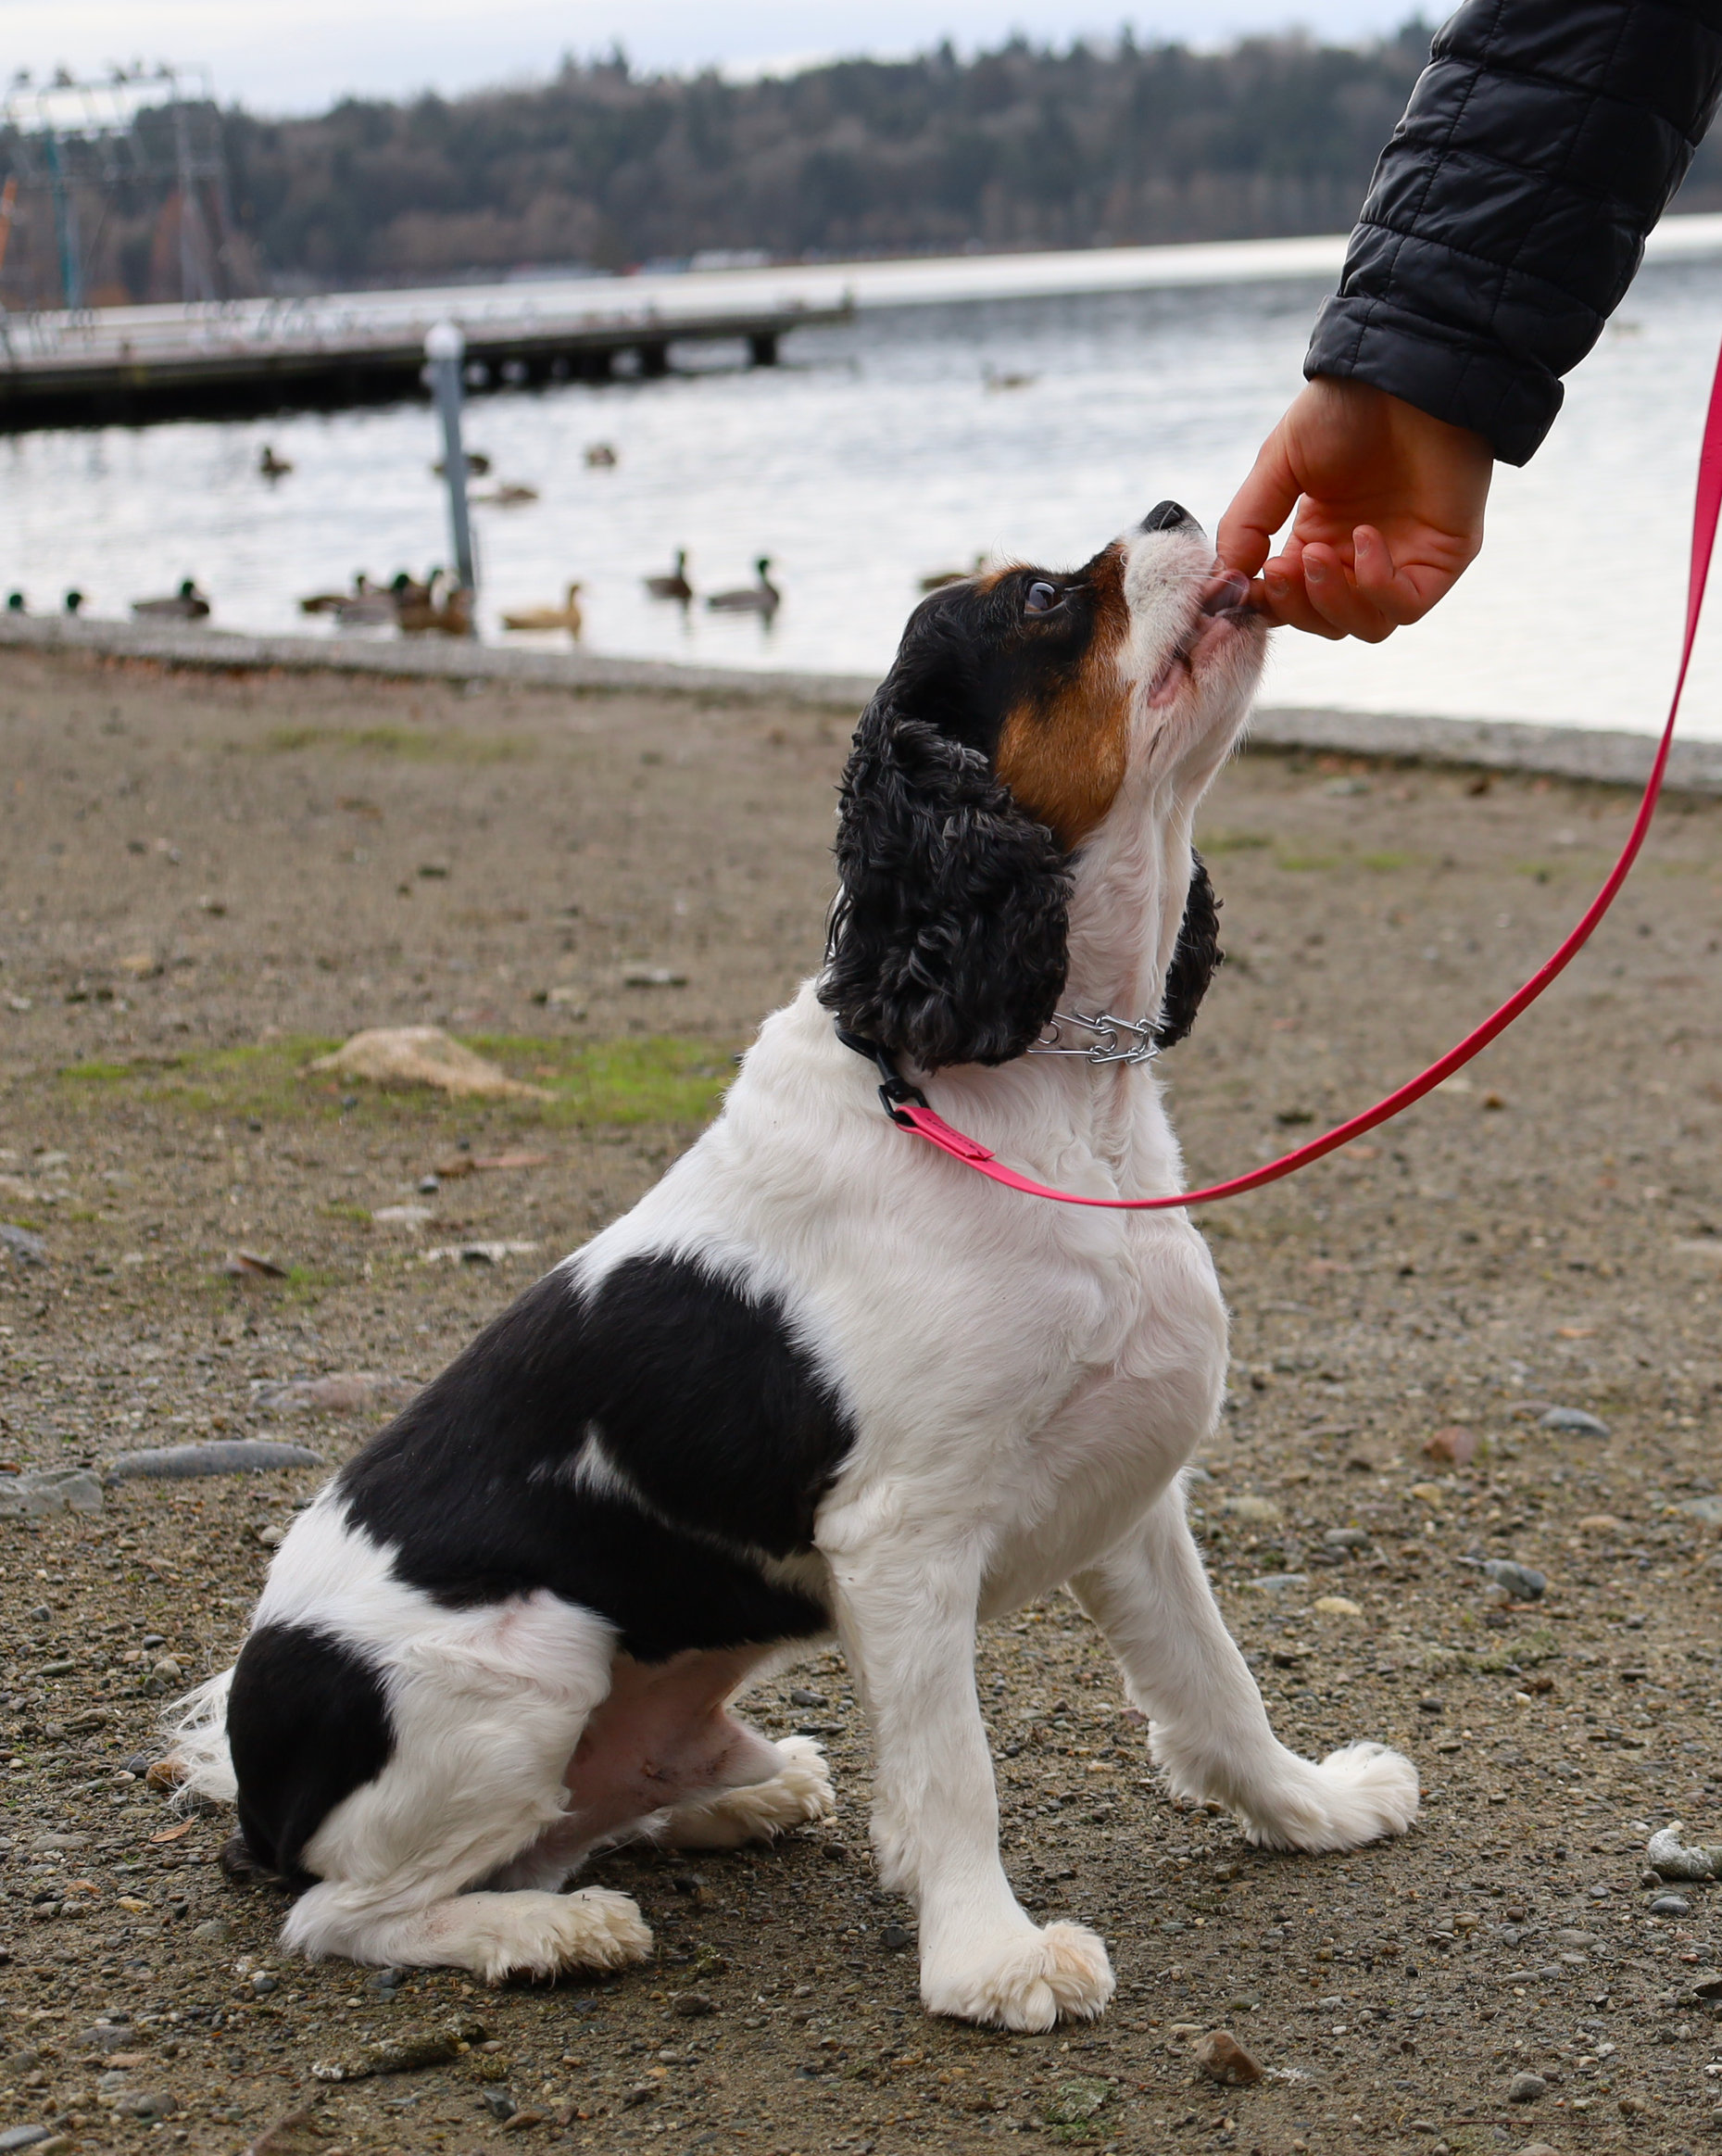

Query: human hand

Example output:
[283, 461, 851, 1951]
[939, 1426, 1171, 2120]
[1216, 377, 1493, 641]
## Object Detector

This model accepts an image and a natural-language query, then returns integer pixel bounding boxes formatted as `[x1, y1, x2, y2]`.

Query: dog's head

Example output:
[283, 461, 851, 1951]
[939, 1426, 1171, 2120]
[820, 503, 1267, 1070]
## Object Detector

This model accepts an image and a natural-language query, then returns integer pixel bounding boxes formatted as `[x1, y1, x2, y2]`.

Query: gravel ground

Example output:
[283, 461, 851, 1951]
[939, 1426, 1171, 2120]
[3, 645, 1722, 2156]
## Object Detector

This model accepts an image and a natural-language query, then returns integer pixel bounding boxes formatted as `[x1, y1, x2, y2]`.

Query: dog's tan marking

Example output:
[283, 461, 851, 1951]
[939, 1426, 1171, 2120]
[995, 548, 1133, 848]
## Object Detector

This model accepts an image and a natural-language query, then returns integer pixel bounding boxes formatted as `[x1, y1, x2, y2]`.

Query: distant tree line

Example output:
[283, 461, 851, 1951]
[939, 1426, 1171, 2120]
[6, 23, 1722, 305]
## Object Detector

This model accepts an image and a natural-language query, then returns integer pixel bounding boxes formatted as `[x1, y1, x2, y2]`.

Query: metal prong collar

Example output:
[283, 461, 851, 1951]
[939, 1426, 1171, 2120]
[1026, 1010, 1163, 1065]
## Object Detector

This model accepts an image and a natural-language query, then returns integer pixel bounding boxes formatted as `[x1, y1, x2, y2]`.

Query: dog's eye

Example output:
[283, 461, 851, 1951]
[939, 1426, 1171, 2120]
[1024, 580, 1061, 615]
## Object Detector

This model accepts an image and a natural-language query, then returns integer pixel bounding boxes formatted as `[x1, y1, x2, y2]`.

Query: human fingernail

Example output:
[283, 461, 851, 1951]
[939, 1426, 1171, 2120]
[1306, 557, 1328, 581]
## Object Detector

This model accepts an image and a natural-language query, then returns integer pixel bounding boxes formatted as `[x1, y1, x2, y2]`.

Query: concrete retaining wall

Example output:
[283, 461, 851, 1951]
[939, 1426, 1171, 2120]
[3, 609, 1715, 794]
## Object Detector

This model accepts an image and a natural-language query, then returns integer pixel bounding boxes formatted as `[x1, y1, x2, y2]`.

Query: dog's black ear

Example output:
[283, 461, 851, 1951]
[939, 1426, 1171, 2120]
[819, 692, 1072, 1070]
[1157, 850, 1223, 1051]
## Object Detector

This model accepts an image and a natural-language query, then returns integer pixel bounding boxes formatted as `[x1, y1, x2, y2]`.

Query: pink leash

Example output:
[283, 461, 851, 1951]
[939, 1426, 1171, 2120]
[874, 334, 1722, 1211]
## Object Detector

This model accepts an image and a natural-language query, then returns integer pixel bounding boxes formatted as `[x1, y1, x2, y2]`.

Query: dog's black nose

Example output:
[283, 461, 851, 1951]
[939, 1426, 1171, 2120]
[1140, 500, 1196, 533]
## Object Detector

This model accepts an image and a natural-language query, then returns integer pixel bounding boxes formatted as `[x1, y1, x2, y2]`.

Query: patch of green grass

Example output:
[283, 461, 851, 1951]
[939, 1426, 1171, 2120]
[321, 1202, 373, 1224]
[1274, 851, 1342, 873]
[469, 1035, 734, 1128]
[58, 1032, 734, 1133]
[1197, 827, 1271, 854]
[1360, 850, 1412, 871]
[57, 1059, 147, 1083]
[260, 725, 534, 763]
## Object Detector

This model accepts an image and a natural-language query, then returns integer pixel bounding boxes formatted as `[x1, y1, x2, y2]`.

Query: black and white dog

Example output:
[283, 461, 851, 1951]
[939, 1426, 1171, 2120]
[171, 505, 1416, 2033]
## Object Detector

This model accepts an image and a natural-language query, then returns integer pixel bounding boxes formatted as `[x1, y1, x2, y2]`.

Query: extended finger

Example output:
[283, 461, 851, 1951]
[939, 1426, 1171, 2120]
[1216, 428, 1302, 577]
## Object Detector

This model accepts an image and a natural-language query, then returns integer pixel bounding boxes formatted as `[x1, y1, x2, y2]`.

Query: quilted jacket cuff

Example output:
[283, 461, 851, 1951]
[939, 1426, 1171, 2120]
[1305, 292, 1560, 468]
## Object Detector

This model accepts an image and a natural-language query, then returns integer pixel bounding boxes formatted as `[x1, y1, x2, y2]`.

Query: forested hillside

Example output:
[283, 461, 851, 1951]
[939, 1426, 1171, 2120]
[8, 23, 1722, 304]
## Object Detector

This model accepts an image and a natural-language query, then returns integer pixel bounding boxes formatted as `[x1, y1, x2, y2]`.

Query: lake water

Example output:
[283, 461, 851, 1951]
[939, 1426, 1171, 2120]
[5, 246, 1721, 736]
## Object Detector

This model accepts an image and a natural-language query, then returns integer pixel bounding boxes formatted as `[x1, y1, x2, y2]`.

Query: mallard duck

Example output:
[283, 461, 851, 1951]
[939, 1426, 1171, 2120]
[396, 573, 472, 637]
[333, 579, 397, 627]
[133, 578, 210, 621]
[389, 570, 437, 611]
[471, 482, 539, 506]
[644, 550, 694, 603]
[707, 559, 779, 616]
[919, 552, 989, 594]
[301, 574, 374, 615]
[258, 445, 293, 479]
[432, 451, 491, 476]
[584, 442, 619, 469]
[5, 590, 24, 613]
[984, 364, 1037, 392]
[502, 583, 583, 634]
[63, 589, 83, 615]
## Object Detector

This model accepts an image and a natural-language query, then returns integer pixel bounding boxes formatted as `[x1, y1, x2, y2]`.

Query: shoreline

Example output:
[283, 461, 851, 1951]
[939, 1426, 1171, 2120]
[4, 605, 1715, 793]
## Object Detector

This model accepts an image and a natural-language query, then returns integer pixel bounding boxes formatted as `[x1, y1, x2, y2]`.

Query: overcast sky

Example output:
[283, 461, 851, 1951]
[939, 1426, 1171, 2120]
[2, 1, 1430, 116]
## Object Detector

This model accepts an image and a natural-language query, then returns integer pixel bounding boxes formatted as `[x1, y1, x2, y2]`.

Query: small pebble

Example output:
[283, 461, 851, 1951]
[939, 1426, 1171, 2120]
[1649, 1893, 1691, 1916]
[879, 1924, 914, 1951]
[1478, 1559, 1546, 1601]
[0, 1468, 104, 1519]
[116, 2091, 178, 2121]
[1507, 2071, 1547, 2103]
[107, 1439, 321, 1481]
[1646, 1823, 1722, 1881]
[1539, 1406, 1609, 1436]
[672, 1993, 716, 2018]
[1192, 2029, 1263, 2086]
[482, 2091, 518, 2122]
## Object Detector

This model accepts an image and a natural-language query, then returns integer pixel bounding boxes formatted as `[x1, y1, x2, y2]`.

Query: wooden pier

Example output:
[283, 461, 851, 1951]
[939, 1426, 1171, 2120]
[0, 280, 851, 430]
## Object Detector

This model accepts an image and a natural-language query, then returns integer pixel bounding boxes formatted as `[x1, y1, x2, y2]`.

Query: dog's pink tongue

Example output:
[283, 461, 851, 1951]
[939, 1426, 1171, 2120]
[1200, 569, 1251, 615]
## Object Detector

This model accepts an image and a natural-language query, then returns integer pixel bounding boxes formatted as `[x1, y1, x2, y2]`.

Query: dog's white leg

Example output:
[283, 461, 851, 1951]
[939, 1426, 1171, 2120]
[283, 1878, 650, 1984]
[828, 1537, 1112, 2033]
[270, 1595, 655, 1982]
[658, 1733, 835, 1849]
[1072, 1486, 1418, 1851]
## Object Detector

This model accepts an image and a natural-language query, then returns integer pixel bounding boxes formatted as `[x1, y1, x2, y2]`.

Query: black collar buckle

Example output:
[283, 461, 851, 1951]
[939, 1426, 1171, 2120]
[835, 1024, 929, 1128]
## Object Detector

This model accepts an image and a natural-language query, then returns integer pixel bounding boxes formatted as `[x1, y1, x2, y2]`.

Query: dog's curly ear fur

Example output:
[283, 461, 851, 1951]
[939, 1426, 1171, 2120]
[1157, 850, 1223, 1051]
[819, 694, 1072, 1070]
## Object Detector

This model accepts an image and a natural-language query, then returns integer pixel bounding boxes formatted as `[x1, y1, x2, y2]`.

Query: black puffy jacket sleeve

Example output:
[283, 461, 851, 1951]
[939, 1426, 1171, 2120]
[1305, 0, 1722, 464]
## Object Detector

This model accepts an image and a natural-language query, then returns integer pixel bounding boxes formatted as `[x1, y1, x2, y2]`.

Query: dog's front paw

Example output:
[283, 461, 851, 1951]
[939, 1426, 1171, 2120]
[922, 1921, 1114, 2033]
[470, 1887, 654, 1984]
[1235, 1741, 1419, 1854]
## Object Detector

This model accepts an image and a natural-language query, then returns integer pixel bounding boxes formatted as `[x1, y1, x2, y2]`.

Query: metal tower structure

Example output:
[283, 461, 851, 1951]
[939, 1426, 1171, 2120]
[0, 63, 242, 311]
